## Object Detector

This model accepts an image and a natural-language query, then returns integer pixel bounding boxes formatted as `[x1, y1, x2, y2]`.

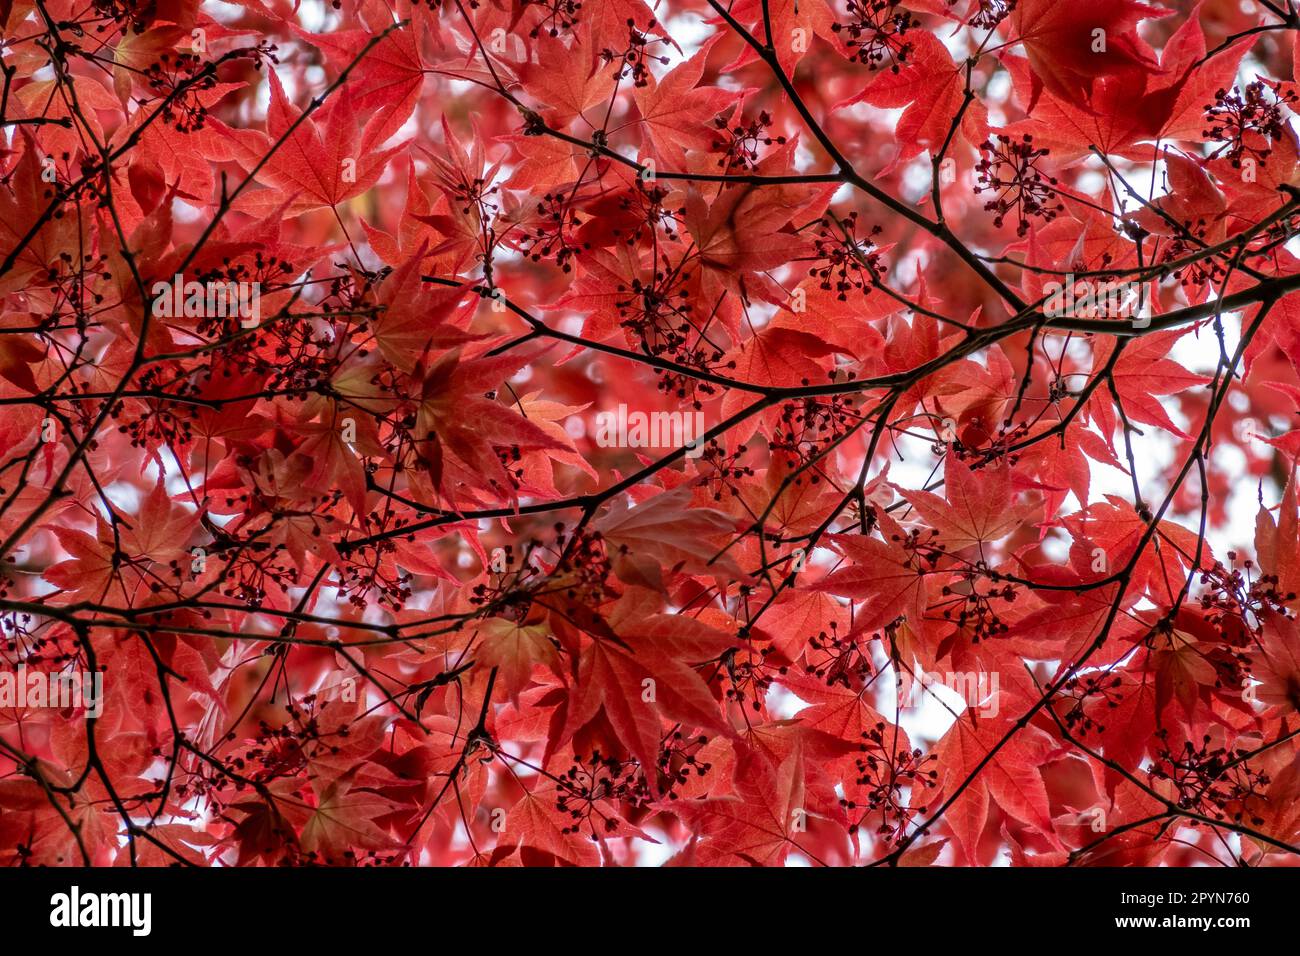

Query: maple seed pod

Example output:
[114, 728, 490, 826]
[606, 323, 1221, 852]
[641, 678, 656, 703]
[341, 157, 357, 184]
[490, 808, 506, 833]
[1091, 28, 1107, 53]
[190, 547, 207, 575]
[40, 418, 57, 443]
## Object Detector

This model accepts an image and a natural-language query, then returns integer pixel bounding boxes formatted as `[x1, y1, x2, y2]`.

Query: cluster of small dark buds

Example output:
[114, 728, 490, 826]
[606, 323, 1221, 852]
[1059, 671, 1125, 732]
[599, 19, 668, 86]
[975, 134, 1063, 237]
[470, 540, 547, 614]
[521, 190, 589, 272]
[843, 722, 937, 841]
[555, 751, 639, 834]
[1, 609, 36, 647]
[617, 276, 694, 349]
[219, 539, 303, 607]
[72, 157, 116, 209]
[495, 444, 526, 488]
[832, 0, 919, 72]
[522, 0, 583, 38]
[1198, 554, 1293, 636]
[90, 0, 157, 33]
[145, 51, 217, 133]
[616, 282, 732, 383]
[43, 252, 113, 330]
[649, 732, 713, 800]
[886, 525, 943, 567]
[962, 0, 1017, 30]
[952, 431, 1025, 470]
[553, 526, 614, 603]
[804, 621, 875, 688]
[339, 557, 414, 611]
[810, 212, 885, 300]
[616, 179, 680, 246]
[116, 371, 198, 448]
[723, 645, 778, 712]
[1158, 222, 1227, 289]
[769, 394, 861, 469]
[698, 440, 755, 501]
[442, 171, 500, 219]
[710, 110, 786, 171]
[1203, 80, 1299, 168]
[938, 578, 1014, 642]
[320, 265, 375, 319]
[1149, 731, 1270, 824]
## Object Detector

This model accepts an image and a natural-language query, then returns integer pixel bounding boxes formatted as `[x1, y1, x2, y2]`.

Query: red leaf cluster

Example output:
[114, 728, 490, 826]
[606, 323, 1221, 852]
[3, 0, 1300, 868]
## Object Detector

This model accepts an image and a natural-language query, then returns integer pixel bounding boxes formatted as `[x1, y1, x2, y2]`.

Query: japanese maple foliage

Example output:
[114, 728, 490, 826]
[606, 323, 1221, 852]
[5, 0, 1300, 869]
